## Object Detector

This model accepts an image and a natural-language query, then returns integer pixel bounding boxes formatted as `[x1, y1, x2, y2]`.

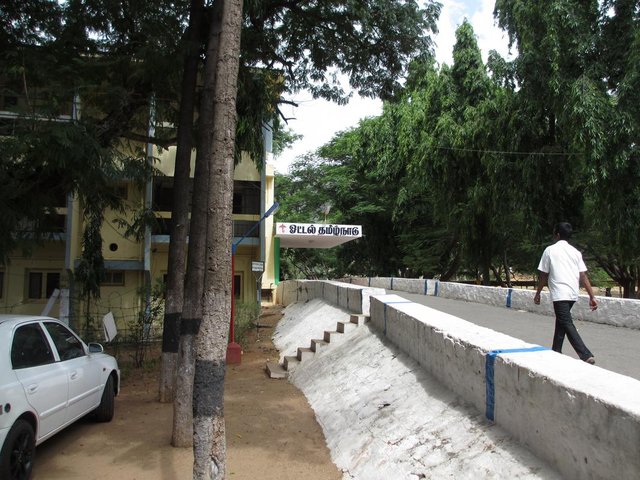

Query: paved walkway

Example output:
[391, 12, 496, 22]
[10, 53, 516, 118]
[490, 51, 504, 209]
[390, 290, 640, 381]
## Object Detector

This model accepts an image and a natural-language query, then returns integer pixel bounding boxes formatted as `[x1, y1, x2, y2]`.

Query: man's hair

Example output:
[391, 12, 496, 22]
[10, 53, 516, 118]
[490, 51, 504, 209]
[554, 222, 573, 240]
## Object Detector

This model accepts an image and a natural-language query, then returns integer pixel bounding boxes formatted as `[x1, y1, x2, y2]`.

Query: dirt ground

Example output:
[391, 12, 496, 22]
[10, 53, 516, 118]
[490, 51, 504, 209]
[32, 306, 342, 480]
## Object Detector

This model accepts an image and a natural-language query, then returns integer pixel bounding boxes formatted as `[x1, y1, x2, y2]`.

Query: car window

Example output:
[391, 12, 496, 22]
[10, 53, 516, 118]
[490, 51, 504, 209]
[44, 322, 86, 361]
[11, 323, 55, 369]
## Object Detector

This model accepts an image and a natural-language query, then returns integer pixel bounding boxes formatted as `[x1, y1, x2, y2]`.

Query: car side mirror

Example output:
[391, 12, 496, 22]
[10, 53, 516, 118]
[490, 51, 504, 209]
[88, 343, 104, 353]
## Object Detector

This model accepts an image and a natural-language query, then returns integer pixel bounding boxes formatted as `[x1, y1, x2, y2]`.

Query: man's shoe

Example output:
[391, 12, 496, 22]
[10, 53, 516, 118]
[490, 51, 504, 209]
[585, 357, 596, 365]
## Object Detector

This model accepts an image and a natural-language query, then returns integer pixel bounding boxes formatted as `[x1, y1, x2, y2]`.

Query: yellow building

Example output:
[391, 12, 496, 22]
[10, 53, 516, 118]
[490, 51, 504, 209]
[0, 128, 278, 337]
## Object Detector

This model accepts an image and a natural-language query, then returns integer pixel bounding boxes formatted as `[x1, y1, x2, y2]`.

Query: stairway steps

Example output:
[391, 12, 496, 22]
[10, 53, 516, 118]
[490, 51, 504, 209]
[337, 321, 357, 333]
[283, 355, 299, 371]
[311, 339, 329, 352]
[266, 361, 288, 379]
[268, 314, 371, 379]
[350, 314, 370, 326]
[297, 347, 314, 361]
[323, 330, 343, 343]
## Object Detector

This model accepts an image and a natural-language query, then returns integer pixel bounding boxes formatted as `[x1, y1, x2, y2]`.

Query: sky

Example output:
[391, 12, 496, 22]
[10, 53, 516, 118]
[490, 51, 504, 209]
[273, 0, 514, 173]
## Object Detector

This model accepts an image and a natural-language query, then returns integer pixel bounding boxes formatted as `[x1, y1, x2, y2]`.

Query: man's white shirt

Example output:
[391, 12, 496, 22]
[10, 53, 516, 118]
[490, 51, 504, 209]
[538, 240, 587, 302]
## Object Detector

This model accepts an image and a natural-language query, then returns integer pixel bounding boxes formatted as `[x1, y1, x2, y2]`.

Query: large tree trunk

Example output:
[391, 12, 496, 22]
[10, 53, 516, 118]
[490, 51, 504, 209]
[172, 0, 224, 448]
[171, 142, 207, 447]
[594, 254, 639, 299]
[193, 0, 243, 478]
[171, 142, 208, 446]
[159, 0, 205, 404]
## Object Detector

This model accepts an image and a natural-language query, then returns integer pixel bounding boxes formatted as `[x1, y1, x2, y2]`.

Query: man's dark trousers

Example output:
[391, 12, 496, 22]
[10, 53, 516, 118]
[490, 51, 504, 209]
[552, 300, 593, 360]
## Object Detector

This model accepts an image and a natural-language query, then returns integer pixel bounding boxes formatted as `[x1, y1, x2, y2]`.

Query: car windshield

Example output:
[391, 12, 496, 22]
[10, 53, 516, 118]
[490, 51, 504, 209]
[11, 323, 55, 369]
[44, 322, 86, 361]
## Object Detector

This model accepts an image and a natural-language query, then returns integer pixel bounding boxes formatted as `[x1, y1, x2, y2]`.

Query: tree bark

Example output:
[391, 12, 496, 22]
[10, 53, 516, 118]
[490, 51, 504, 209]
[172, 0, 224, 449]
[193, 0, 243, 478]
[159, 0, 205, 404]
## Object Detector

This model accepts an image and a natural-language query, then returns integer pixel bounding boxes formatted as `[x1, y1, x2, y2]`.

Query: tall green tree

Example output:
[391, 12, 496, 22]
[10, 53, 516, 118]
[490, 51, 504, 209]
[276, 154, 346, 279]
[580, 0, 640, 296]
[495, 0, 640, 296]
[494, 0, 600, 236]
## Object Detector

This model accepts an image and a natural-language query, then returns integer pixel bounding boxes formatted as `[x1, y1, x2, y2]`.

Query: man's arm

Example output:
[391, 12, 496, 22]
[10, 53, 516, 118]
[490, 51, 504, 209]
[580, 271, 598, 311]
[533, 271, 548, 305]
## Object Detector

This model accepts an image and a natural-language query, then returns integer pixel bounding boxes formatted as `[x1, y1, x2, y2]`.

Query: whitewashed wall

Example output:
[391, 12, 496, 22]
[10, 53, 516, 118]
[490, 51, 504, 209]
[339, 277, 640, 330]
[277, 280, 640, 479]
[369, 294, 640, 480]
[276, 279, 385, 315]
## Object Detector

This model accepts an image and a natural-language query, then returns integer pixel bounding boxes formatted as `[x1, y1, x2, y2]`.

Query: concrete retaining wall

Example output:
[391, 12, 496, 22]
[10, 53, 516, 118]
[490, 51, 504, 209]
[339, 277, 640, 330]
[276, 280, 385, 315]
[370, 293, 640, 480]
[278, 280, 640, 479]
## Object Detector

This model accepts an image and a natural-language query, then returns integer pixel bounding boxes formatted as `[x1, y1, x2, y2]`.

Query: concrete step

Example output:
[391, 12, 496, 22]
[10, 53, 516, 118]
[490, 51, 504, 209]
[350, 314, 370, 326]
[283, 355, 299, 371]
[265, 361, 288, 379]
[323, 330, 344, 344]
[311, 339, 329, 352]
[297, 347, 314, 362]
[337, 321, 357, 333]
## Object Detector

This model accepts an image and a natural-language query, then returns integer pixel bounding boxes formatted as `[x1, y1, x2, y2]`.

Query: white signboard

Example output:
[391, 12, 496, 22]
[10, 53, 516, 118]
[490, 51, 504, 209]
[103, 312, 118, 343]
[275, 223, 363, 249]
[251, 261, 264, 272]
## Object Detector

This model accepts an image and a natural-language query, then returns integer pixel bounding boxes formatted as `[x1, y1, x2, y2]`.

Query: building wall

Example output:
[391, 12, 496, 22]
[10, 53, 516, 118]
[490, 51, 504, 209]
[3, 242, 66, 317]
[1, 146, 278, 337]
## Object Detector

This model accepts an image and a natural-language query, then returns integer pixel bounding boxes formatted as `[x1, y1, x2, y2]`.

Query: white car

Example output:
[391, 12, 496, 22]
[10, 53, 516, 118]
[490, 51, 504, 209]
[0, 315, 120, 480]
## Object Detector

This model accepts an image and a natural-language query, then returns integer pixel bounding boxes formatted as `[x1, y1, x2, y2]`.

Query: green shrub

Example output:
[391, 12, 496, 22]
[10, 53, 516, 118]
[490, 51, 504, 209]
[233, 302, 260, 348]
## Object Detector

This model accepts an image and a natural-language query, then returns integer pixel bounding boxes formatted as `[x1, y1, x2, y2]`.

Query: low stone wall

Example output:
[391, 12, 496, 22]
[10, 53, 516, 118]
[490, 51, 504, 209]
[340, 277, 640, 330]
[369, 293, 640, 480]
[276, 279, 385, 315]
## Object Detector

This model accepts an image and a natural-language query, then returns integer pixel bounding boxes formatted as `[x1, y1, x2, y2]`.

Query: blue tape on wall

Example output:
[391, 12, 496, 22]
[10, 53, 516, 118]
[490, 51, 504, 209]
[390, 277, 394, 290]
[424, 279, 428, 295]
[485, 346, 548, 421]
[384, 304, 387, 336]
[506, 288, 513, 308]
[434, 281, 439, 296]
[381, 300, 413, 337]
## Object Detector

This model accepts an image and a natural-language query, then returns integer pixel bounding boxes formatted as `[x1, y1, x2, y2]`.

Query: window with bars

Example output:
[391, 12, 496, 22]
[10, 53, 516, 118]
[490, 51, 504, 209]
[27, 271, 60, 299]
[103, 270, 125, 286]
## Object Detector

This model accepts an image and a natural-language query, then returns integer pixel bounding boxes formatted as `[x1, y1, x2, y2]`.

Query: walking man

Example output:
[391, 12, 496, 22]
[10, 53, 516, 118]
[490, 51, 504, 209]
[534, 222, 597, 364]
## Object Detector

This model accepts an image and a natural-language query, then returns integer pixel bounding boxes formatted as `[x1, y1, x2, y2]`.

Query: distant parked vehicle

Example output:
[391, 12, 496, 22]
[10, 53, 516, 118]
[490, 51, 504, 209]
[0, 315, 119, 480]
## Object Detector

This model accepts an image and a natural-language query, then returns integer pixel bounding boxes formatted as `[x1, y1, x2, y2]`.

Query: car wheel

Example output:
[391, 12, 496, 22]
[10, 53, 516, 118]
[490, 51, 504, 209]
[94, 375, 115, 422]
[0, 419, 36, 480]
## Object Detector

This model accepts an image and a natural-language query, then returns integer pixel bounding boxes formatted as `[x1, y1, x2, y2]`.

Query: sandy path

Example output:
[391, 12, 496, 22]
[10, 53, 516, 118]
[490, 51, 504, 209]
[32, 306, 341, 480]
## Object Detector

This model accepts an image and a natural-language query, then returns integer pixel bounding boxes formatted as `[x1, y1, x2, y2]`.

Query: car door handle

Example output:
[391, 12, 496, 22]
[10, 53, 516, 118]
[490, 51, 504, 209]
[28, 384, 39, 394]
[70, 371, 78, 380]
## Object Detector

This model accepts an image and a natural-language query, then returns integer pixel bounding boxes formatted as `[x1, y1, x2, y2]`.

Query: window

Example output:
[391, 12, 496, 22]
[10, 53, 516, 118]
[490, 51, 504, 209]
[28, 272, 42, 299]
[11, 323, 55, 369]
[44, 322, 85, 361]
[234, 274, 242, 300]
[152, 177, 193, 212]
[233, 181, 261, 215]
[103, 270, 125, 286]
[233, 220, 260, 238]
[27, 271, 60, 299]
[152, 216, 173, 236]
